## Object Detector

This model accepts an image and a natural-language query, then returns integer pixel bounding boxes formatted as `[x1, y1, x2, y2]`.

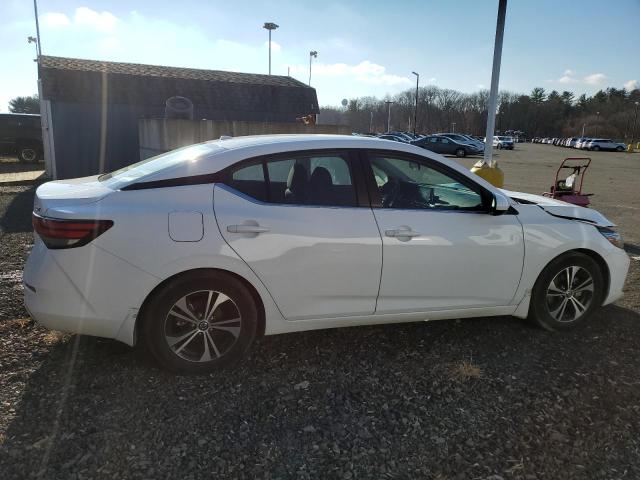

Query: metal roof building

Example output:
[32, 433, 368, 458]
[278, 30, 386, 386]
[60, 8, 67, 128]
[39, 56, 320, 179]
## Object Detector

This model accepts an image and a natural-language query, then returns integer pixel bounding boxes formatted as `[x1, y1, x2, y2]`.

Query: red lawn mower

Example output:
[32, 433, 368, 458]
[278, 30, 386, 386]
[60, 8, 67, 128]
[542, 157, 592, 207]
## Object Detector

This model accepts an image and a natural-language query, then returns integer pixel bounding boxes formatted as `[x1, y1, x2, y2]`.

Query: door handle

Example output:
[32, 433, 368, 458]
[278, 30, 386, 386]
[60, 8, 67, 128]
[227, 224, 270, 234]
[385, 228, 420, 238]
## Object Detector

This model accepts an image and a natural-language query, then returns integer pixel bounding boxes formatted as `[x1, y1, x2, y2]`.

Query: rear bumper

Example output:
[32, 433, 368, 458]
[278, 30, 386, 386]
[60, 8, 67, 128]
[23, 238, 158, 345]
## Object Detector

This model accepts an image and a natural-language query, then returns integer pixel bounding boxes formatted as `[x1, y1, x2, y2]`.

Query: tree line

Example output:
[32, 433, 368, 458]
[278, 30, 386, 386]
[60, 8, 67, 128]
[320, 86, 640, 141]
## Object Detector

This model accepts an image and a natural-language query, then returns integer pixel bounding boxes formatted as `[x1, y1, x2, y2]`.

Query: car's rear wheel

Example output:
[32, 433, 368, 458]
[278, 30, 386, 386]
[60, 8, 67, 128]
[455, 148, 466, 157]
[616, 146, 624, 152]
[528, 252, 604, 331]
[142, 271, 258, 373]
[18, 146, 38, 163]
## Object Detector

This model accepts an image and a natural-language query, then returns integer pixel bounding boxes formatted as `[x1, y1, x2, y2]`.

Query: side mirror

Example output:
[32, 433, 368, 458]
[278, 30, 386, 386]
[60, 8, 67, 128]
[491, 193, 510, 215]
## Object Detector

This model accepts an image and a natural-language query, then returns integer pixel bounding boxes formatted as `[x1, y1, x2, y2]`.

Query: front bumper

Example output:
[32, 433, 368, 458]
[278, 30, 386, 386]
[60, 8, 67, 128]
[602, 246, 631, 305]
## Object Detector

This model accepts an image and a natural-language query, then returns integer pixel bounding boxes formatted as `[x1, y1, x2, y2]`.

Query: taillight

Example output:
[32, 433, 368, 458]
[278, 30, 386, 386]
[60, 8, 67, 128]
[32, 213, 113, 249]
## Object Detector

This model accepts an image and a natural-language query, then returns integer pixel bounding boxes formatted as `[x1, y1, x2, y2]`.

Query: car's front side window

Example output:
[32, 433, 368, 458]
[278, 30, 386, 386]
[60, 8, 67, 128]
[368, 155, 485, 211]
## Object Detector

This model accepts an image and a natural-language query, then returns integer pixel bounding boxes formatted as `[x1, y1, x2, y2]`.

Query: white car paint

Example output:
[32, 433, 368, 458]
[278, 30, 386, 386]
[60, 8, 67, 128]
[24, 135, 630, 349]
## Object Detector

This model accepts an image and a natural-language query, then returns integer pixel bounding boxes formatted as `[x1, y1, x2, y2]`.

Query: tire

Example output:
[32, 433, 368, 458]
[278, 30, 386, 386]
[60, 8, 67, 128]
[142, 271, 258, 373]
[616, 146, 624, 152]
[18, 145, 39, 163]
[455, 148, 466, 158]
[528, 252, 604, 331]
[591, 145, 600, 151]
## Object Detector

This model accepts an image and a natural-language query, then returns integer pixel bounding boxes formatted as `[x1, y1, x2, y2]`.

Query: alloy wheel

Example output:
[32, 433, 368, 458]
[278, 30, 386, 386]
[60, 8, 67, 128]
[164, 290, 241, 362]
[20, 148, 37, 162]
[545, 266, 594, 323]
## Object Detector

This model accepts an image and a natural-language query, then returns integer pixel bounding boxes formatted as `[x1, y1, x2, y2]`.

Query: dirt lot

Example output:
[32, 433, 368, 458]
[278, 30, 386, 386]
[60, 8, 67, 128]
[0, 144, 639, 479]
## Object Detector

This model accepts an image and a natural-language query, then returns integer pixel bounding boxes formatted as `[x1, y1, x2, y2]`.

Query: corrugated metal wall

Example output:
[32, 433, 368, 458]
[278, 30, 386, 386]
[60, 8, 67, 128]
[50, 103, 330, 179]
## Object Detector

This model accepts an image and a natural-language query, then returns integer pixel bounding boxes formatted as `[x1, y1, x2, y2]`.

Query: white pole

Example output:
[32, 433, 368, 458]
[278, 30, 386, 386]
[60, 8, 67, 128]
[482, 0, 507, 168]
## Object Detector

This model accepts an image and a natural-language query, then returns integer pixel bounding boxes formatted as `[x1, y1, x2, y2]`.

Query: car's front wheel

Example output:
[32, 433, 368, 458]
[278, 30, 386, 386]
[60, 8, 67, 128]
[142, 271, 258, 373]
[591, 145, 600, 151]
[616, 146, 624, 152]
[455, 148, 466, 157]
[529, 252, 604, 331]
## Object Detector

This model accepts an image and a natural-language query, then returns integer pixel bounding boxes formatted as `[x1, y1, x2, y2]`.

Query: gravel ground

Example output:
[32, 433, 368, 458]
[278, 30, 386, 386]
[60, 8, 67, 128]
[1, 145, 639, 479]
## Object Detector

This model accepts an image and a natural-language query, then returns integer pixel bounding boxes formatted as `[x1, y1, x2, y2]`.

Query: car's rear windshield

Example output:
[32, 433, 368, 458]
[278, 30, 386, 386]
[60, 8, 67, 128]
[98, 143, 223, 189]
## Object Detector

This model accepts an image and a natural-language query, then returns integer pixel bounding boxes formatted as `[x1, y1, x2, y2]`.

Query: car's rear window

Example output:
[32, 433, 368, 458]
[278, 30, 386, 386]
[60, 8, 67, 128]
[99, 143, 223, 189]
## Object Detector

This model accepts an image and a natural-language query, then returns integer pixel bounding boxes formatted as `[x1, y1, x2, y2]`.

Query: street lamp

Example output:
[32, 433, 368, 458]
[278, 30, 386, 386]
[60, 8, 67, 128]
[633, 102, 639, 143]
[451, 122, 456, 133]
[411, 71, 419, 135]
[385, 101, 395, 133]
[595, 111, 600, 136]
[308, 51, 318, 86]
[263, 22, 279, 75]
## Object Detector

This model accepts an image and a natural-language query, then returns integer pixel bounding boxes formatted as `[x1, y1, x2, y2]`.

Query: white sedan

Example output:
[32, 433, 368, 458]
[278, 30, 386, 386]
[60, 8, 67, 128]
[24, 135, 630, 372]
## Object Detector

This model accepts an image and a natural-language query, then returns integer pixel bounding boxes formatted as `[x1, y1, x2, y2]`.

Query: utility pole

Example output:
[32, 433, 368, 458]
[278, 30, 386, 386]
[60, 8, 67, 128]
[481, 0, 507, 168]
[33, 0, 42, 57]
[411, 71, 419, 135]
[308, 51, 317, 86]
[452, 122, 456, 133]
[385, 101, 394, 133]
[595, 111, 600, 136]
[263, 22, 279, 75]
[369, 111, 374, 133]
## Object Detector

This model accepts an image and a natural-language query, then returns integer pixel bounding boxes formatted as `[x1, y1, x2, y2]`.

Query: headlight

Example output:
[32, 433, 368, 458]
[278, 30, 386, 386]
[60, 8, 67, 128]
[597, 226, 624, 249]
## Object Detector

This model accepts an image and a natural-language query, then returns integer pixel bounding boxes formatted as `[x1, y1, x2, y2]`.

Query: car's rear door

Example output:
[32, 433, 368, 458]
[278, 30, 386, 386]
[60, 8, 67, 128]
[364, 150, 524, 313]
[214, 150, 383, 320]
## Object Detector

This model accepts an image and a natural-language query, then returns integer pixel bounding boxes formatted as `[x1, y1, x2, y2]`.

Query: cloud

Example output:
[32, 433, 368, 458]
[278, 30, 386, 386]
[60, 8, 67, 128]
[290, 60, 410, 87]
[624, 79, 638, 91]
[41, 7, 117, 32]
[428, 77, 437, 83]
[584, 73, 607, 85]
[557, 69, 578, 84]
[40, 12, 71, 28]
[74, 7, 118, 32]
[264, 40, 281, 53]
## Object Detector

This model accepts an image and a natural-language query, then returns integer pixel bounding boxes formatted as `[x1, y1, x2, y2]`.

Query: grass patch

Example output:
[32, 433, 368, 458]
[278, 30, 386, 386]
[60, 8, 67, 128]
[450, 359, 482, 381]
[42, 330, 67, 345]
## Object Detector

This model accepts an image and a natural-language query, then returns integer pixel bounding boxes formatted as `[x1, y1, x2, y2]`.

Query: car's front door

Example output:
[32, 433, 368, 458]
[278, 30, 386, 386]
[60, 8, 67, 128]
[365, 151, 524, 313]
[214, 150, 383, 320]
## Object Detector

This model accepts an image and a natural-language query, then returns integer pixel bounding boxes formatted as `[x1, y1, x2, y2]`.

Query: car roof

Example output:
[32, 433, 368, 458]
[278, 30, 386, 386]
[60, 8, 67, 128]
[127, 133, 501, 194]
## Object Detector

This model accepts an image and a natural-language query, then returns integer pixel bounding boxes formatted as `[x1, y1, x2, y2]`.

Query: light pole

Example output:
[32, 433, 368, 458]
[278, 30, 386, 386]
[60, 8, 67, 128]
[385, 101, 394, 133]
[595, 111, 600, 136]
[263, 22, 279, 75]
[633, 102, 639, 143]
[308, 51, 317, 85]
[452, 122, 456, 133]
[411, 71, 419, 135]
[481, 0, 507, 169]
[369, 111, 374, 133]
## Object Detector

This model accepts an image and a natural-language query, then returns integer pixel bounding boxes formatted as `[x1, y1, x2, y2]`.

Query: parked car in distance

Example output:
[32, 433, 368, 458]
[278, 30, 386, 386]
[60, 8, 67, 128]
[436, 133, 485, 151]
[576, 138, 592, 149]
[377, 134, 409, 143]
[24, 135, 630, 372]
[0, 113, 43, 163]
[412, 135, 482, 157]
[493, 136, 514, 149]
[585, 139, 626, 152]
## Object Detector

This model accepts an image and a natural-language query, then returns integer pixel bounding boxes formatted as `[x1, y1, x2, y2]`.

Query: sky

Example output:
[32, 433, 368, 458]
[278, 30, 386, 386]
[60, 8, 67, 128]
[1, 0, 639, 112]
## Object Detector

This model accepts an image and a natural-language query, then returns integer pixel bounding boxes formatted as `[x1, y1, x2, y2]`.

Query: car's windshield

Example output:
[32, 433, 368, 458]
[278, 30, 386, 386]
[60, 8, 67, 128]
[98, 143, 221, 189]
